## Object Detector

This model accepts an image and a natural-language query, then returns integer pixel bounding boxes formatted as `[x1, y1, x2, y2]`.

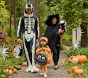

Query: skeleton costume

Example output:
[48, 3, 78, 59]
[17, 2, 39, 72]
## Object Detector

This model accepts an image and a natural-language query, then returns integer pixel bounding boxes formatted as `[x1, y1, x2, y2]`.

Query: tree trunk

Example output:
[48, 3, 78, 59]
[9, 0, 13, 37]
[27, 0, 39, 18]
[81, 23, 88, 47]
[13, 0, 16, 29]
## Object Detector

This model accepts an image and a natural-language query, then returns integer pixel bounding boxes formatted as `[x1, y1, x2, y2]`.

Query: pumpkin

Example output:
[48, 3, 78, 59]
[74, 69, 84, 76]
[9, 69, 13, 75]
[68, 59, 73, 63]
[21, 62, 27, 66]
[70, 56, 77, 59]
[72, 57, 78, 64]
[13, 69, 17, 73]
[76, 55, 80, 58]
[72, 66, 79, 73]
[3, 69, 9, 74]
[9, 66, 14, 71]
[78, 55, 87, 63]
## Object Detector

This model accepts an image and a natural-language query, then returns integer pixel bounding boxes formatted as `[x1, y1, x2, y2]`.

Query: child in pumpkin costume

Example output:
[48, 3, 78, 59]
[36, 37, 52, 78]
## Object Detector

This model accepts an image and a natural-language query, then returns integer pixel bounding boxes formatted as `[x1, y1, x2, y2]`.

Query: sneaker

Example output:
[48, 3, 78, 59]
[54, 65, 59, 70]
[39, 72, 43, 76]
[31, 66, 39, 73]
[39, 70, 43, 76]
[44, 73, 48, 78]
[26, 66, 32, 72]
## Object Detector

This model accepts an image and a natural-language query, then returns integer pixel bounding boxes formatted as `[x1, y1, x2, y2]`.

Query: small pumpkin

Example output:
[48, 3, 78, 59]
[70, 56, 77, 59]
[9, 69, 14, 75]
[68, 59, 73, 63]
[21, 62, 27, 66]
[72, 66, 79, 73]
[9, 66, 14, 71]
[3, 69, 9, 74]
[72, 57, 78, 64]
[13, 69, 17, 73]
[78, 55, 87, 63]
[74, 69, 84, 76]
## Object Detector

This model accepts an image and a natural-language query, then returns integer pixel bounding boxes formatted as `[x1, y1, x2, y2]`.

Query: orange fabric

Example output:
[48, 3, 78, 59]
[40, 64, 47, 74]
[36, 46, 52, 64]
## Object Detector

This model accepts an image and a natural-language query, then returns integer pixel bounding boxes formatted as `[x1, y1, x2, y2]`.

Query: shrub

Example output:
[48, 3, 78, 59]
[67, 48, 88, 57]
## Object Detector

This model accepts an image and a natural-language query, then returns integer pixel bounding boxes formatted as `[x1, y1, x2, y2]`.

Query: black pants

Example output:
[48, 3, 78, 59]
[25, 39, 33, 64]
[53, 45, 60, 65]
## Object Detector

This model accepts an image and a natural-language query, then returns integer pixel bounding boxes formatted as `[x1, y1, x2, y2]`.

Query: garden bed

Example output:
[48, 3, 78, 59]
[64, 48, 88, 78]
[0, 37, 26, 78]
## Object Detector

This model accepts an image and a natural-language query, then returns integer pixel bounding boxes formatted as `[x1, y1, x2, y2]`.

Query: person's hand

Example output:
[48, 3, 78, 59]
[17, 38, 21, 43]
[36, 39, 39, 43]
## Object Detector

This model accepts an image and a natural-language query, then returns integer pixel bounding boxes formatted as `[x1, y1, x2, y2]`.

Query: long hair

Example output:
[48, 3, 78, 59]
[45, 14, 60, 26]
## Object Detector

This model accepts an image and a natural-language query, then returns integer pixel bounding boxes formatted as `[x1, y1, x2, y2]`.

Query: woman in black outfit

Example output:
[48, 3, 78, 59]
[44, 14, 65, 70]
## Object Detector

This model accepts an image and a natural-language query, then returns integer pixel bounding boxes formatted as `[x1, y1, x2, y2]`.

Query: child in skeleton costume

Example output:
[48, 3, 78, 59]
[17, 2, 39, 72]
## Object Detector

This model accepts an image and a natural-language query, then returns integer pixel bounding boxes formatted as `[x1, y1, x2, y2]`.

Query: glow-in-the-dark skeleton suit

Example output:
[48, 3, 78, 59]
[17, 2, 39, 72]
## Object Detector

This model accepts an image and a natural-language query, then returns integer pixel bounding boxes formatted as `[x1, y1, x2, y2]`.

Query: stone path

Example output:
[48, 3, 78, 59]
[13, 50, 72, 78]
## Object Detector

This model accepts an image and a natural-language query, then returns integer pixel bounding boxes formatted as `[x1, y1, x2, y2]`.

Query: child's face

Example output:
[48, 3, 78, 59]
[40, 41, 46, 46]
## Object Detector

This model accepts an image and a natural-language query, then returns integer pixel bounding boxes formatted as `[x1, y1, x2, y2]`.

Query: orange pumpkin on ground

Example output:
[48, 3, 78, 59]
[21, 62, 27, 66]
[72, 57, 78, 64]
[74, 69, 84, 76]
[72, 66, 79, 73]
[9, 69, 14, 76]
[78, 55, 87, 63]
[70, 56, 77, 59]
[3, 69, 9, 74]
[9, 66, 14, 71]
[13, 69, 17, 73]
[68, 59, 73, 63]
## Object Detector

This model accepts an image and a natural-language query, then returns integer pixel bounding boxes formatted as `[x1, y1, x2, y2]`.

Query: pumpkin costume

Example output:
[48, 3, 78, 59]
[36, 37, 52, 78]
[36, 45, 52, 64]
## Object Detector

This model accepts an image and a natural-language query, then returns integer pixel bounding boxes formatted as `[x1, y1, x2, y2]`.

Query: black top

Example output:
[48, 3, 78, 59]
[44, 25, 61, 52]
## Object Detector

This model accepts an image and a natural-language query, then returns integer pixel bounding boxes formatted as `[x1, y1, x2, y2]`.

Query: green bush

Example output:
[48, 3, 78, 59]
[4, 25, 16, 37]
[67, 48, 88, 57]
[62, 33, 72, 46]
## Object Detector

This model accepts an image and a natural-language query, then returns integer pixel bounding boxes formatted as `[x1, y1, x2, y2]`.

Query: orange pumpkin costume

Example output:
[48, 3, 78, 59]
[36, 46, 52, 64]
[36, 37, 52, 77]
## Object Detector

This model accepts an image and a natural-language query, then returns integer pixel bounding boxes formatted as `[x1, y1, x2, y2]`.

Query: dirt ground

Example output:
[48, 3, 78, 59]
[13, 50, 72, 78]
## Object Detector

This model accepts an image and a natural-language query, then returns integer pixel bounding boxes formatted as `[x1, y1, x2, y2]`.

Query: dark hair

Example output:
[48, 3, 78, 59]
[45, 14, 60, 26]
